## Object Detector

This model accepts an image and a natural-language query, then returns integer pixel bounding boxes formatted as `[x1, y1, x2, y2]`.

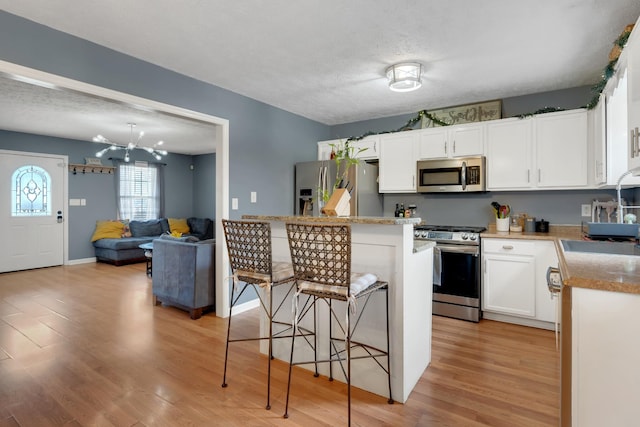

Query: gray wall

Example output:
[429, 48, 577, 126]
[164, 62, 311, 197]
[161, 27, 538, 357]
[0, 11, 329, 222]
[192, 153, 216, 219]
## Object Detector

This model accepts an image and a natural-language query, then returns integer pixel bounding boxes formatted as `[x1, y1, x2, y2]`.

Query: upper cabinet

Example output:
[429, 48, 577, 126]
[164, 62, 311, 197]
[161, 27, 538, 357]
[625, 21, 640, 170]
[486, 110, 588, 190]
[317, 135, 380, 161]
[378, 131, 417, 193]
[417, 123, 484, 160]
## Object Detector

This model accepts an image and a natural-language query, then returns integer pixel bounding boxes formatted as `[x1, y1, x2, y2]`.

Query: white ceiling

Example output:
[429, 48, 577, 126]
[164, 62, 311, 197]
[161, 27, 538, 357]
[1, 1, 640, 154]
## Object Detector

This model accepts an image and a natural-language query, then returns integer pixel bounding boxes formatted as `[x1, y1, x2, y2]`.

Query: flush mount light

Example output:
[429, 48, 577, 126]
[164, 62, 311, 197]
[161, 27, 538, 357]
[386, 62, 422, 92]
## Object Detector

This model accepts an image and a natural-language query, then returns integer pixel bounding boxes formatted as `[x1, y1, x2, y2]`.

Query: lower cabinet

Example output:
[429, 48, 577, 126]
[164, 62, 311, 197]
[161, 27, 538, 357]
[482, 238, 558, 329]
[571, 287, 640, 427]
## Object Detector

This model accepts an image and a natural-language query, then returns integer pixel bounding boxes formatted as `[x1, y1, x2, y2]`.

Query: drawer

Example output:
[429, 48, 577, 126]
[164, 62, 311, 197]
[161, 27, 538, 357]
[482, 239, 535, 255]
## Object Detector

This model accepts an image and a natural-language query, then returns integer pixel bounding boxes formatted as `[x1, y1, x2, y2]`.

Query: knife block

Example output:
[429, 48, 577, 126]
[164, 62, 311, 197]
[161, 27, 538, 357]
[321, 189, 351, 216]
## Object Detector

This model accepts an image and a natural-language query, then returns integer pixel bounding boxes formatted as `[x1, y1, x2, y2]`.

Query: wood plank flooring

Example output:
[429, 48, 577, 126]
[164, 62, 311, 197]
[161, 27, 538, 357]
[0, 263, 559, 426]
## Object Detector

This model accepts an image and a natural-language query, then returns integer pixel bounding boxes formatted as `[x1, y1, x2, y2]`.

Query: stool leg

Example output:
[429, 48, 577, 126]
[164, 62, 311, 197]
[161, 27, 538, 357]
[266, 287, 273, 410]
[283, 292, 299, 419]
[221, 282, 236, 388]
[328, 299, 333, 381]
[346, 305, 352, 427]
[385, 287, 394, 404]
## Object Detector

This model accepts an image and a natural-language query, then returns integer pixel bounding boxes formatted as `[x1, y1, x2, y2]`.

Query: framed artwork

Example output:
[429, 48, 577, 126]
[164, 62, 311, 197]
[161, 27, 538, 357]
[421, 100, 502, 128]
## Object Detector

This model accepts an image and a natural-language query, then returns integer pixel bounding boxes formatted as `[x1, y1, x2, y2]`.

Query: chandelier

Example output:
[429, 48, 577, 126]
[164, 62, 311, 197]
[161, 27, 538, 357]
[93, 122, 167, 162]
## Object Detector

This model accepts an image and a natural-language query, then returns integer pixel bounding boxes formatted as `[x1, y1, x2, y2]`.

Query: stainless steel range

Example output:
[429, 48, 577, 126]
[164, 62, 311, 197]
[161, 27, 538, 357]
[414, 225, 485, 322]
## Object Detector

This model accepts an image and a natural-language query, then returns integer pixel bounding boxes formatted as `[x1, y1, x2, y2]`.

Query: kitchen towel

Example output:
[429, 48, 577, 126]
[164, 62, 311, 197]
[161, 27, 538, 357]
[433, 246, 442, 286]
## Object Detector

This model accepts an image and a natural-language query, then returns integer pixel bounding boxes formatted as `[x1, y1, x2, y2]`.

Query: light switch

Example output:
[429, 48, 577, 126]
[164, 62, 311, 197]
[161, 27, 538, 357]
[80, 199, 86, 206]
[232, 198, 238, 210]
[69, 199, 81, 206]
[251, 192, 257, 203]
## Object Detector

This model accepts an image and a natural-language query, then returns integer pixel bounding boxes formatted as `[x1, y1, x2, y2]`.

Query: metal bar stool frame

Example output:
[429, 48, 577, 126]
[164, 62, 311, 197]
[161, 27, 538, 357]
[283, 222, 393, 425]
[221, 219, 298, 410]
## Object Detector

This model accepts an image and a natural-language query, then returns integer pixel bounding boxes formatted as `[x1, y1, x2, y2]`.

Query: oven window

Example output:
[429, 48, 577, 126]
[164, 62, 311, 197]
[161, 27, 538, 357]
[434, 251, 478, 298]
[421, 168, 460, 186]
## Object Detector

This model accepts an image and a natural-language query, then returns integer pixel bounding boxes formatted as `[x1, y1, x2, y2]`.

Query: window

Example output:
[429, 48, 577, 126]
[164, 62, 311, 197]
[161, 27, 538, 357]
[117, 161, 163, 220]
[11, 165, 51, 217]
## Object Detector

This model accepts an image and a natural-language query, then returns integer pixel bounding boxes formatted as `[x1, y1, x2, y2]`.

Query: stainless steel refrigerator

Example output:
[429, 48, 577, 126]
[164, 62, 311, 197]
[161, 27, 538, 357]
[294, 160, 383, 217]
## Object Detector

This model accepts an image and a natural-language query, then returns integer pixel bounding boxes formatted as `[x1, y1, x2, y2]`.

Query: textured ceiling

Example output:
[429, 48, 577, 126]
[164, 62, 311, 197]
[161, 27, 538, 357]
[1, 1, 640, 154]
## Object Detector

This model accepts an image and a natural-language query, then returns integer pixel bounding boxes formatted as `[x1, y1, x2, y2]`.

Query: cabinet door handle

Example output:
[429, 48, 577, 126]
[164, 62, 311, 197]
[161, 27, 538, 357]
[374, 141, 377, 153]
[631, 129, 636, 158]
[635, 128, 639, 158]
[453, 140, 456, 153]
[444, 141, 447, 156]
[538, 169, 541, 183]
[527, 169, 530, 183]
[502, 245, 514, 250]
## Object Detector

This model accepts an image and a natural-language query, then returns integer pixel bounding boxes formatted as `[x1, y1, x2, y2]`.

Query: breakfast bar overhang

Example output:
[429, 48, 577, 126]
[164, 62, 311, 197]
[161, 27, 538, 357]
[241, 215, 434, 403]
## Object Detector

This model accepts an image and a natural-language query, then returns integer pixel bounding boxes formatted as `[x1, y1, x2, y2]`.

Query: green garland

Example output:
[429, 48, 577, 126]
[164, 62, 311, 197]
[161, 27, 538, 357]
[345, 28, 633, 140]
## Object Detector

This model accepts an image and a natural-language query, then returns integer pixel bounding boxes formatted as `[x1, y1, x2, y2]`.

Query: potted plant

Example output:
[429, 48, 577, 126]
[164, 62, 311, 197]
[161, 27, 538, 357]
[319, 139, 366, 203]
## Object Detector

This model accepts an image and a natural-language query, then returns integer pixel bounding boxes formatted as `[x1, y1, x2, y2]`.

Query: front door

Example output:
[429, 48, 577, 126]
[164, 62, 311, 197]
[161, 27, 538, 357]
[0, 151, 66, 273]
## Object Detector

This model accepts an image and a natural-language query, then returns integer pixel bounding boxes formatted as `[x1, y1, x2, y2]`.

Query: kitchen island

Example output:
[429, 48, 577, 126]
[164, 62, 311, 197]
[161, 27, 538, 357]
[241, 215, 434, 403]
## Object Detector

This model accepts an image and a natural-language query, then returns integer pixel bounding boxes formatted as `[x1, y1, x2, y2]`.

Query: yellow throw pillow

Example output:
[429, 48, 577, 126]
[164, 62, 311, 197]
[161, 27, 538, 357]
[169, 218, 190, 234]
[91, 220, 125, 242]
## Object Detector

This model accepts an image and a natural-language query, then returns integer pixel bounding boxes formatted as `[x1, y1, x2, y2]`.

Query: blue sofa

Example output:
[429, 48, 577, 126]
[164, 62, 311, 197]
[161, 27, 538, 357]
[93, 217, 214, 265]
[151, 236, 216, 319]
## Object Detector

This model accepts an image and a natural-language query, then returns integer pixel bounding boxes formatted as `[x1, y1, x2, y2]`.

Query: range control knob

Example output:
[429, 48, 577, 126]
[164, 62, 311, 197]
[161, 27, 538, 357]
[461, 233, 469, 240]
[469, 234, 478, 241]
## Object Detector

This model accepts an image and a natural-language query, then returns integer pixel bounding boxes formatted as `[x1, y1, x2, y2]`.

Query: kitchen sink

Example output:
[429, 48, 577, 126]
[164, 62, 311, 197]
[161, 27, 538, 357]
[561, 239, 640, 256]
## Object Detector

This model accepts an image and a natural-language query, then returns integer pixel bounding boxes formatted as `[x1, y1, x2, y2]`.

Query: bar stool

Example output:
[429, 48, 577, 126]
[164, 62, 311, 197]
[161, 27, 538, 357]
[283, 222, 393, 425]
[221, 219, 296, 410]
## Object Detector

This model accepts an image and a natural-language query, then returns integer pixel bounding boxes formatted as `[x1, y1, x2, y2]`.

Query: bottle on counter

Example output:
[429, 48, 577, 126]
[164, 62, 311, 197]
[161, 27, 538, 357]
[394, 203, 400, 217]
[399, 203, 405, 217]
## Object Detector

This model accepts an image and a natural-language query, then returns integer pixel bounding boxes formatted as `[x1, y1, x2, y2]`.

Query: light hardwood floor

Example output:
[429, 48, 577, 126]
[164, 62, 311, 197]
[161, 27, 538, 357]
[0, 263, 559, 426]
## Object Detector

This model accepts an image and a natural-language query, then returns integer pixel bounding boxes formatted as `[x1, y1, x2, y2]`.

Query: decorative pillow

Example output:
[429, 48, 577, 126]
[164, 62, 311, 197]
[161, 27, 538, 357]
[90, 220, 125, 242]
[120, 219, 132, 238]
[168, 218, 190, 234]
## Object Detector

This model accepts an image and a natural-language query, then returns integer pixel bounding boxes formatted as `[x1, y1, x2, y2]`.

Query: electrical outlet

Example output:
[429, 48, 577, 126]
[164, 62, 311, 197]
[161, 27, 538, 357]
[251, 191, 257, 203]
[232, 198, 238, 210]
[581, 204, 591, 217]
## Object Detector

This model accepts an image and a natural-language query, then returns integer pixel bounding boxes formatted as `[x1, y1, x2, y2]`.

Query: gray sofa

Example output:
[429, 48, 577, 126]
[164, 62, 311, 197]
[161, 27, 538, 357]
[93, 217, 213, 265]
[151, 236, 216, 319]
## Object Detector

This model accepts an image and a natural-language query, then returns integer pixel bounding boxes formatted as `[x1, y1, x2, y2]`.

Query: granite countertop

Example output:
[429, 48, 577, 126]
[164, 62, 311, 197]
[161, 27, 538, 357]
[482, 224, 640, 295]
[241, 215, 422, 225]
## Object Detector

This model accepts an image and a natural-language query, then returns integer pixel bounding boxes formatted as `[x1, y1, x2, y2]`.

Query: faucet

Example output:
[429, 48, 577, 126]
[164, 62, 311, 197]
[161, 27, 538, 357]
[616, 166, 640, 223]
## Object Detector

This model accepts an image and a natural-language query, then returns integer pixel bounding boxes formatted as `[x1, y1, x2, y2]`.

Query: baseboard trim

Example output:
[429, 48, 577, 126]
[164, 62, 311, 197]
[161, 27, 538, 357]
[230, 298, 260, 316]
[66, 257, 97, 265]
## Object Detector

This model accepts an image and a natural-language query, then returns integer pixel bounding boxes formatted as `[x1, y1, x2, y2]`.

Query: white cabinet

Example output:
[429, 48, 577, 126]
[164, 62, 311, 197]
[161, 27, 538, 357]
[592, 94, 607, 185]
[417, 123, 484, 159]
[482, 239, 536, 317]
[626, 19, 640, 170]
[571, 287, 640, 427]
[535, 110, 588, 188]
[482, 238, 559, 328]
[486, 118, 534, 189]
[486, 110, 589, 190]
[317, 136, 380, 161]
[317, 139, 336, 160]
[378, 131, 417, 193]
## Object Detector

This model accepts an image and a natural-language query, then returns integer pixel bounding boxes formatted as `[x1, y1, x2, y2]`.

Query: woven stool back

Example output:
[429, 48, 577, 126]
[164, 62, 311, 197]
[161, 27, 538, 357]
[222, 219, 273, 280]
[285, 222, 351, 289]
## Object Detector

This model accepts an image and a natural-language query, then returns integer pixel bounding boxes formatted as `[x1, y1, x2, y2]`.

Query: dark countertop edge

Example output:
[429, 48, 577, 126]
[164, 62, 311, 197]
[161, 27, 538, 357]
[241, 215, 421, 225]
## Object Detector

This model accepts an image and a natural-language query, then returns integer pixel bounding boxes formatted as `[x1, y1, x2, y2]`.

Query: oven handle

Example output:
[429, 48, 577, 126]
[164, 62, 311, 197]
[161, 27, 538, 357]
[436, 243, 479, 256]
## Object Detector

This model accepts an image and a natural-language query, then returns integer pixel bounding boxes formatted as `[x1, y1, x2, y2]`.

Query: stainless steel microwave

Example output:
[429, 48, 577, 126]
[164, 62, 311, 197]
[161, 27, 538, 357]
[416, 156, 486, 193]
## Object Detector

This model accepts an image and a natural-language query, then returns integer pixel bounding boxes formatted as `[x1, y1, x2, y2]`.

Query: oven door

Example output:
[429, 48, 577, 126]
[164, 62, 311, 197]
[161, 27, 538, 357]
[433, 243, 480, 320]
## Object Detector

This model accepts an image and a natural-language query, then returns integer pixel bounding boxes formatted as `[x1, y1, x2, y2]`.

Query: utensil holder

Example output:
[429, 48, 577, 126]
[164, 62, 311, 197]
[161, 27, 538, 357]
[496, 217, 510, 232]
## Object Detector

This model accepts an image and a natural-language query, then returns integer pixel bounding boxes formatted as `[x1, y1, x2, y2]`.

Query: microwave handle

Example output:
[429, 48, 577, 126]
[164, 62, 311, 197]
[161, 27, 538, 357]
[461, 161, 467, 191]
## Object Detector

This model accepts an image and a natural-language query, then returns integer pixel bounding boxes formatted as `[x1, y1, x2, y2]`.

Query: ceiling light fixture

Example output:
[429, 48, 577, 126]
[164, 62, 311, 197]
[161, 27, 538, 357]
[386, 62, 422, 92]
[93, 122, 167, 162]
